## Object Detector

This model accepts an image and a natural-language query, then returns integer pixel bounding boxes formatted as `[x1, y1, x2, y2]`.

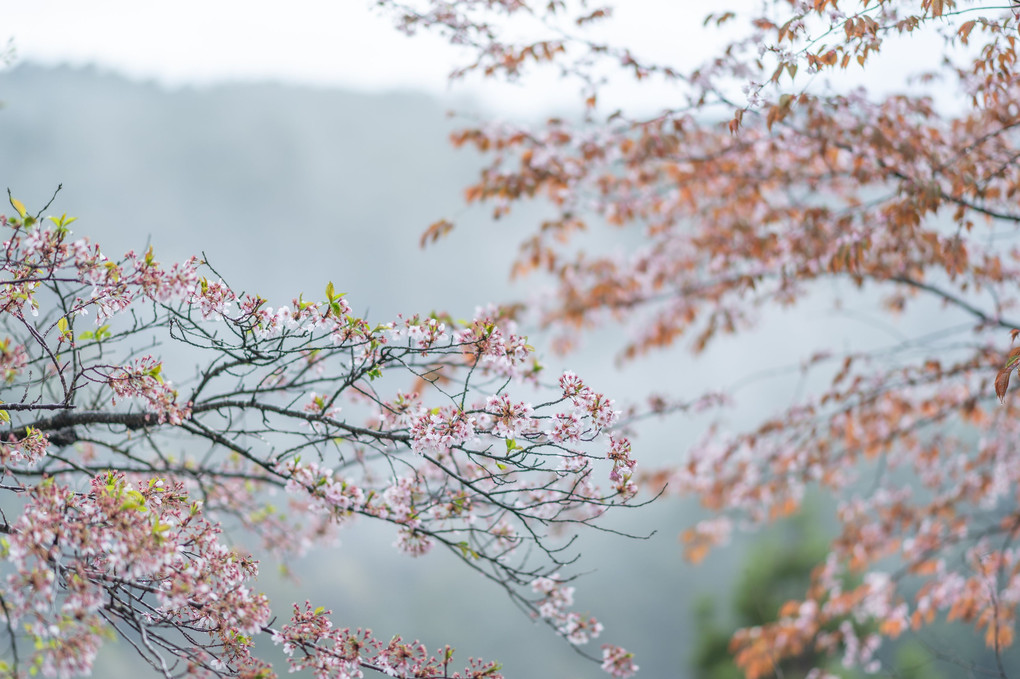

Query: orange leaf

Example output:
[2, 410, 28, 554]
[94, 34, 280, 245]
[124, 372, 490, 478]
[959, 20, 976, 43]
[778, 600, 800, 617]
[419, 219, 455, 249]
[880, 617, 905, 638]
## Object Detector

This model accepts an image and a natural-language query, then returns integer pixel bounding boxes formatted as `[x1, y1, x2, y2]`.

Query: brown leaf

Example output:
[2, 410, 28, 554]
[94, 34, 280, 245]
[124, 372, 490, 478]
[995, 346, 1020, 402]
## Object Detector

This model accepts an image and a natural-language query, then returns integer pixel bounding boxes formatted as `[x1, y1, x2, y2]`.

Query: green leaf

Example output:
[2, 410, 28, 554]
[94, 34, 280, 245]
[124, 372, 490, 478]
[46, 214, 76, 235]
[325, 280, 335, 300]
[9, 197, 25, 219]
[47, 213, 76, 228]
[456, 541, 479, 560]
[120, 489, 148, 513]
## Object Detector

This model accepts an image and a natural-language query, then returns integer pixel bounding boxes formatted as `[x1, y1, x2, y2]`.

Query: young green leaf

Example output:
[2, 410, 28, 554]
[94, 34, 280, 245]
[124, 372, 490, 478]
[9, 197, 25, 219]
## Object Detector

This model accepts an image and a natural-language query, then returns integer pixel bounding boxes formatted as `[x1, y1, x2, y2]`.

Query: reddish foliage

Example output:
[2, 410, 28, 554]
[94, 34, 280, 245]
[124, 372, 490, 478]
[380, 0, 1020, 675]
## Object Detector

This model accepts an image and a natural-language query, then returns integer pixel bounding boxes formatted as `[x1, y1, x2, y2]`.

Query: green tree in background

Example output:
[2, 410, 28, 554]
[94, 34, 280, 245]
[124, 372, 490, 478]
[690, 510, 946, 679]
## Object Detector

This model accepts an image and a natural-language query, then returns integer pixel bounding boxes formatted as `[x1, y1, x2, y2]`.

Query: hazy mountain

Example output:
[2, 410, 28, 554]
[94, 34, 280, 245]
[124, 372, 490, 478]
[0, 64, 538, 317]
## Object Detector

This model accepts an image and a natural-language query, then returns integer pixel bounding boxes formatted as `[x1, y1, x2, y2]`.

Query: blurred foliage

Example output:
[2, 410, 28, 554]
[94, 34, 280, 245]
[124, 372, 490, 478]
[689, 508, 947, 679]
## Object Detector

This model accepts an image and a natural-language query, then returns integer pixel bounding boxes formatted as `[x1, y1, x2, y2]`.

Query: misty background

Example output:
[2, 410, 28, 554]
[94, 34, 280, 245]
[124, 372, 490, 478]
[0, 64, 987, 678]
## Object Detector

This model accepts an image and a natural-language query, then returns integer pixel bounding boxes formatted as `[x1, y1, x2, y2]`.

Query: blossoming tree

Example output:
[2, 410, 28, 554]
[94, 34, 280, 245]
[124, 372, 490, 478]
[377, 0, 1020, 676]
[0, 194, 639, 678]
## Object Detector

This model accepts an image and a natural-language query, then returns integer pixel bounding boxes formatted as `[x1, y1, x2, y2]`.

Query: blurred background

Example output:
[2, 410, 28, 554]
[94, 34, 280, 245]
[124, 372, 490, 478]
[0, 2, 996, 677]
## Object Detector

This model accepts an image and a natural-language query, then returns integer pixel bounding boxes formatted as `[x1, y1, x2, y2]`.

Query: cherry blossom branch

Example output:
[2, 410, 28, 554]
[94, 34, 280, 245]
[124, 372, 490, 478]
[0, 209, 640, 678]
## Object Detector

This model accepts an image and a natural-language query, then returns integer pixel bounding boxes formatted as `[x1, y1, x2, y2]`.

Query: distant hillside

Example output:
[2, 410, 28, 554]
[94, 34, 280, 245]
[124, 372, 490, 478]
[0, 64, 534, 317]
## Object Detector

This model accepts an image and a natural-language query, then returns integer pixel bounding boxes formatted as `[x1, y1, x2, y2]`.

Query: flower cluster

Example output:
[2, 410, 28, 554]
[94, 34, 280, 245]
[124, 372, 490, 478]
[606, 435, 636, 498]
[600, 645, 639, 679]
[0, 219, 197, 325]
[483, 393, 536, 438]
[557, 371, 619, 431]
[233, 289, 367, 348]
[531, 573, 604, 645]
[101, 355, 192, 424]
[0, 426, 49, 468]
[194, 276, 237, 318]
[3, 473, 271, 676]
[273, 603, 505, 679]
[80, 245, 200, 318]
[542, 372, 623, 506]
[386, 313, 450, 352]
[410, 405, 477, 456]
[279, 458, 367, 519]
[455, 309, 536, 380]
[304, 391, 342, 425]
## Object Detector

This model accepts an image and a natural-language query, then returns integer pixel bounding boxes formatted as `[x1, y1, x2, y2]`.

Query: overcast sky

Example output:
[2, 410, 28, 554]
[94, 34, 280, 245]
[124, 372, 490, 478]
[3, 0, 726, 116]
[4, 1, 956, 117]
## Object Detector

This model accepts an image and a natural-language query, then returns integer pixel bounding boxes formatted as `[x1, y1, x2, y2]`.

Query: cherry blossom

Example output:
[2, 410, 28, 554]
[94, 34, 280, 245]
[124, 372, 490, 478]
[0, 203, 638, 678]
